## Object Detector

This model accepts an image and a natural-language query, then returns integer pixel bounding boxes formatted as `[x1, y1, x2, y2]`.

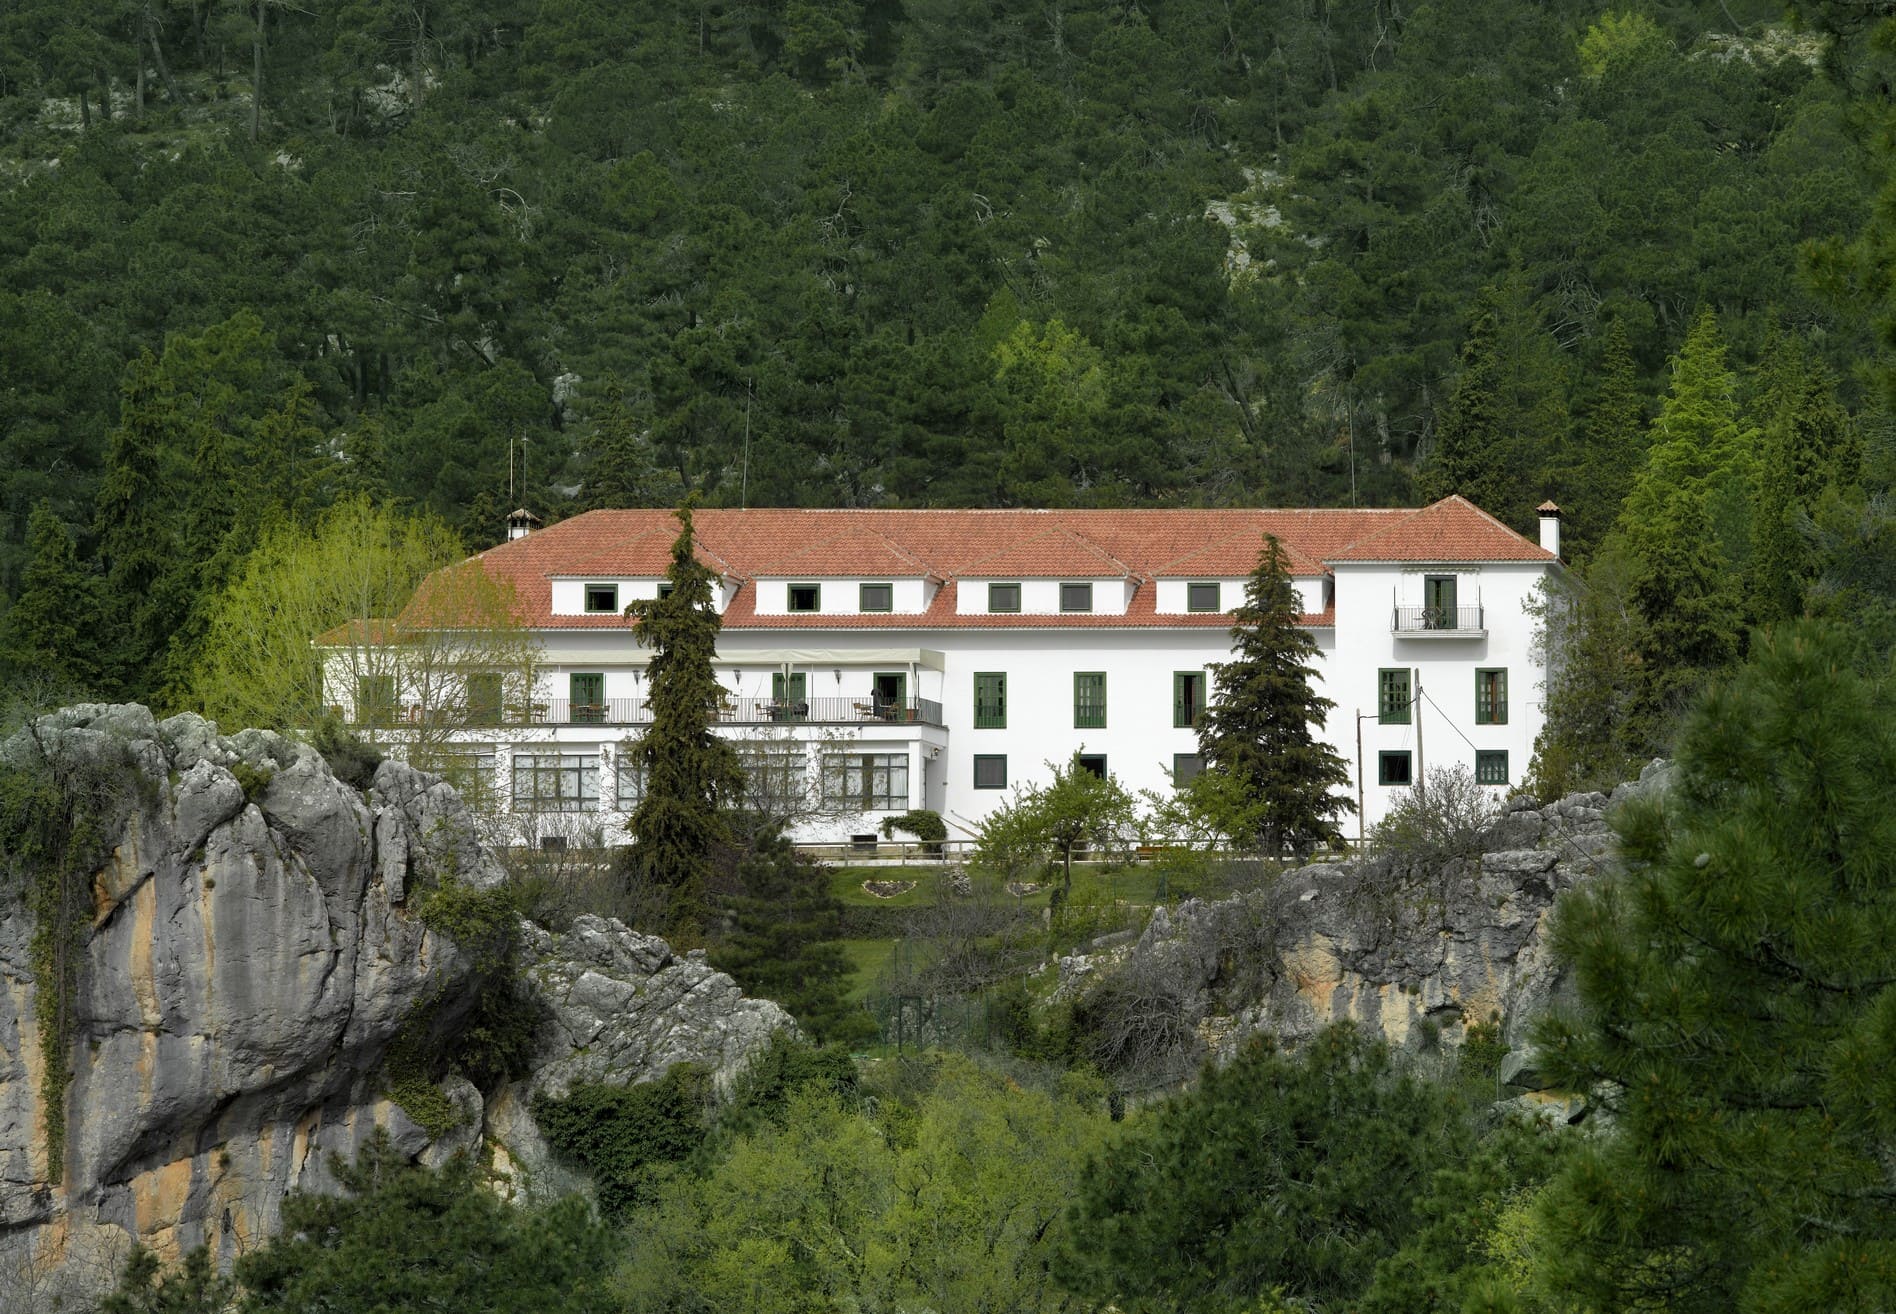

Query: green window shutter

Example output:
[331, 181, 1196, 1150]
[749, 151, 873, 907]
[1074, 672, 1107, 728]
[570, 673, 605, 723]
[1378, 669, 1411, 725]
[974, 673, 1007, 728]
[1173, 672, 1205, 728]
[772, 672, 807, 702]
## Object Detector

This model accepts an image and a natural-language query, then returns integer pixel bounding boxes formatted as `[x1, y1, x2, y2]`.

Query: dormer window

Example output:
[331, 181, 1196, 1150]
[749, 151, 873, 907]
[1186, 581, 1220, 613]
[584, 583, 619, 613]
[1060, 582, 1094, 613]
[788, 583, 821, 612]
[988, 582, 1021, 613]
[860, 582, 893, 613]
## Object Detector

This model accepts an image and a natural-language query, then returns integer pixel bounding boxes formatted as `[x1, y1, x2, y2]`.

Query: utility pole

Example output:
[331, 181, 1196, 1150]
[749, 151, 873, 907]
[1413, 671, 1424, 799]
[1354, 707, 1368, 844]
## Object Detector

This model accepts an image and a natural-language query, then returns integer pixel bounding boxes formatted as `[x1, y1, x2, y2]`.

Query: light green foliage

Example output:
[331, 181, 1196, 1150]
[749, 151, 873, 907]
[1577, 11, 1671, 79]
[1057, 1025, 1477, 1313]
[1533, 622, 1896, 1312]
[1198, 535, 1353, 854]
[972, 752, 1139, 898]
[236, 1132, 617, 1313]
[616, 1053, 1110, 1314]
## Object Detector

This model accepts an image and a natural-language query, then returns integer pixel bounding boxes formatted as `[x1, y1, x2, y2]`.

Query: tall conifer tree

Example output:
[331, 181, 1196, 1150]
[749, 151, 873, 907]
[625, 504, 744, 924]
[1197, 535, 1353, 854]
[1559, 319, 1646, 563]
[0, 502, 105, 694]
[1749, 336, 1858, 625]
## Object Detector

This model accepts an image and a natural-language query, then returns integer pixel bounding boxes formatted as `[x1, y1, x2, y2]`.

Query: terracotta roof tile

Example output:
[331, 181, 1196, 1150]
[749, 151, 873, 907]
[1325, 496, 1555, 564]
[399, 503, 1544, 633]
[957, 526, 1131, 578]
[750, 527, 933, 578]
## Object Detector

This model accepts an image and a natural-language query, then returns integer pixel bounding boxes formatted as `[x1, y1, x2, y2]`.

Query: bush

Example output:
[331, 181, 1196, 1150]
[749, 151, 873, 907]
[534, 1066, 712, 1219]
[1370, 765, 1500, 864]
[309, 713, 383, 790]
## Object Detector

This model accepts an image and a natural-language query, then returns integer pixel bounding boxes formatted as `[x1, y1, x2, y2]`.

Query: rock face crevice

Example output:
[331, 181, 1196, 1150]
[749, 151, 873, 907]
[0, 705, 794, 1304]
[1067, 764, 1671, 1089]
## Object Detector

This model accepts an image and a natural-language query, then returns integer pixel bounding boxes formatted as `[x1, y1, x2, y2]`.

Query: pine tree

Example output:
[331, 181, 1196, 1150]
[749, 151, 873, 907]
[1535, 622, 1896, 1313]
[1749, 335, 1857, 625]
[1628, 491, 1743, 726]
[1420, 277, 1570, 528]
[93, 349, 183, 703]
[1558, 319, 1645, 563]
[1197, 535, 1353, 854]
[0, 501, 106, 694]
[708, 835, 876, 1046]
[625, 504, 744, 926]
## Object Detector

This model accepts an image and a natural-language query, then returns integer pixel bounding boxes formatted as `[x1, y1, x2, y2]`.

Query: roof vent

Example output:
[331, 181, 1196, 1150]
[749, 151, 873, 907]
[1537, 501, 1561, 559]
[506, 507, 542, 541]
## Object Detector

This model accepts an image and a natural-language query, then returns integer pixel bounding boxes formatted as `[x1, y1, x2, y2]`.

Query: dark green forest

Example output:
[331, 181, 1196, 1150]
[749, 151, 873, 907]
[6, 0, 1896, 729]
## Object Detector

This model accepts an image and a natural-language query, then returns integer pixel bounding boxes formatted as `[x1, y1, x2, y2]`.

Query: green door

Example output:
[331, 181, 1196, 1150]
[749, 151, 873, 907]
[1424, 575, 1458, 628]
[772, 672, 807, 720]
[570, 672, 605, 723]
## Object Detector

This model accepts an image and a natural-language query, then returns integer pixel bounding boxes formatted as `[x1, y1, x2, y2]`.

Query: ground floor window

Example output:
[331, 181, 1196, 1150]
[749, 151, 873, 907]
[512, 753, 600, 812]
[737, 747, 810, 812]
[1378, 750, 1413, 787]
[615, 754, 645, 809]
[973, 754, 1007, 789]
[1172, 753, 1204, 787]
[1475, 750, 1509, 786]
[822, 753, 908, 810]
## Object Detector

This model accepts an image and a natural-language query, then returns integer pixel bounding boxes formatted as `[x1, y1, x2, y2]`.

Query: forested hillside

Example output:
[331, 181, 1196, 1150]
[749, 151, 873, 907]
[4, 0, 1896, 713]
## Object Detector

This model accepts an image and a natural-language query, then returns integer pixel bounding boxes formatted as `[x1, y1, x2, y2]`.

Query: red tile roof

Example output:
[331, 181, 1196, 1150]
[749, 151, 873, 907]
[389, 500, 1545, 633]
[1324, 497, 1558, 564]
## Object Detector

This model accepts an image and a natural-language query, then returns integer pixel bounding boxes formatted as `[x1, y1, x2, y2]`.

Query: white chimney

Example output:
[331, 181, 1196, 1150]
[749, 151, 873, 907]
[506, 507, 542, 541]
[1537, 501, 1561, 559]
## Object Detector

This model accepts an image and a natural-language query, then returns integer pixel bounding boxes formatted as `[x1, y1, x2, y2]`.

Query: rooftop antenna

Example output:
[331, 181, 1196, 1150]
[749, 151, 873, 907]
[740, 377, 753, 510]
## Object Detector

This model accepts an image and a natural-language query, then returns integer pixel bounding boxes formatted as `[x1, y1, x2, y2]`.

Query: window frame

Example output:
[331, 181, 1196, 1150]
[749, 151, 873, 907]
[1074, 671, 1107, 729]
[511, 752, 601, 813]
[1060, 581, 1095, 613]
[1172, 753, 1204, 787]
[821, 752, 910, 811]
[988, 582, 1021, 613]
[1475, 668, 1508, 725]
[1378, 668, 1412, 725]
[1475, 750, 1509, 786]
[859, 581, 894, 613]
[1186, 581, 1221, 613]
[973, 672, 1007, 729]
[1378, 750, 1413, 787]
[787, 582, 821, 613]
[1173, 670, 1206, 728]
[569, 672, 606, 725]
[583, 582, 619, 614]
[972, 755, 1007, 790]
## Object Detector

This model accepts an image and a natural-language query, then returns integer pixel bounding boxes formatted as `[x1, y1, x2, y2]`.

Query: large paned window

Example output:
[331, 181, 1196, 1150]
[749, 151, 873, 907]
[823, 753, 909, 810]
[433, 745, 497, 806]
[1475, 668, 1508, 724]
[1074, 672, 1107, 728]
[616, 755, 645, 809]
[1174, 671, 1206, 727]
[1475, 750, 1509, 785]
[1378, 668, 1412, 725]
[512, 753, 600, 812]
[569, 672, 606, 724]
[737, 747, 808, 810]
[974, 672, 1007, 728]
[988, 582, 1021, 613]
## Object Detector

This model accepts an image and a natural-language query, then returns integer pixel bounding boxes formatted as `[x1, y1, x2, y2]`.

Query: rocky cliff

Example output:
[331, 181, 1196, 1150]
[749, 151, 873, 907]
[1063, 763, 1671, 1099]
[0, 706, 792, 1303]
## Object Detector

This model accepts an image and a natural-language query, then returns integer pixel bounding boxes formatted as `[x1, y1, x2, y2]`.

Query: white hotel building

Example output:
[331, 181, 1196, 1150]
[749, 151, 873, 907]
[340, 497, 1562, 846]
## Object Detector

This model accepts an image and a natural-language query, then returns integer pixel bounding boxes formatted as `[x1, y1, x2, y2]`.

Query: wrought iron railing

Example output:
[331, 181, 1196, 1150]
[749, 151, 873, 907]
[1392, 605, 1485, 633]
[352, 695, 946, 729]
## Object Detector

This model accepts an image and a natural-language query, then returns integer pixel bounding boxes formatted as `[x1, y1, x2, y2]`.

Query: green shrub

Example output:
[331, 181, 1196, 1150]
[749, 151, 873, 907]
[534, 1066, 711, 1219]
[310, 713, 383, 790]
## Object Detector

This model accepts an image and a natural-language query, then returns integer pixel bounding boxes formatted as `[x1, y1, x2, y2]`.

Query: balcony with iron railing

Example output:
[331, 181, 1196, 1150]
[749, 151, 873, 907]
[354, 695, 946, 729]
[1391, 605, 1486, 637]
